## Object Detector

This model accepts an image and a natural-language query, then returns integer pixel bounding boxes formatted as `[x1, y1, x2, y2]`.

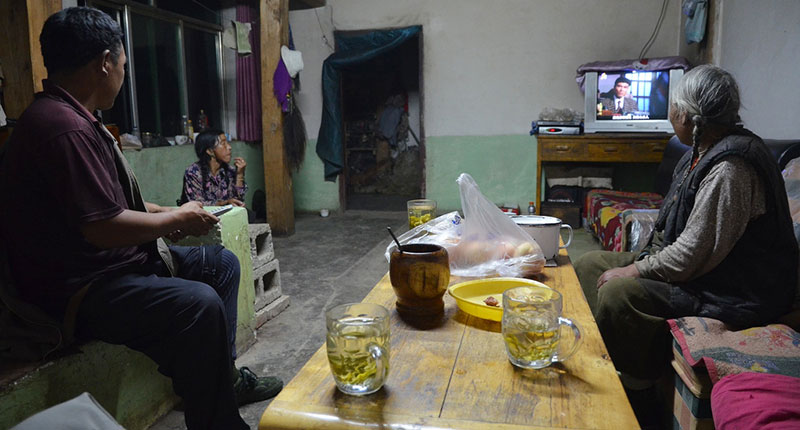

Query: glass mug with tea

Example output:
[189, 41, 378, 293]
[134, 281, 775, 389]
[407, 199, 437, 228]
[325, 303, 390, 395]
[501, 285, 582, 369]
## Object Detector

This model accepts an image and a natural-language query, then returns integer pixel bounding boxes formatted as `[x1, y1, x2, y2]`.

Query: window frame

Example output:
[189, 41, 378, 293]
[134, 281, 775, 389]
[87, 0, 226, 138]
[625, 71, 654, 113]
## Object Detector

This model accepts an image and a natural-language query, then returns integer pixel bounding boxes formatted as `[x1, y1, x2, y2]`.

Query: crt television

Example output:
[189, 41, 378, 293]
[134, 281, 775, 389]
[583, 68, 684, 133]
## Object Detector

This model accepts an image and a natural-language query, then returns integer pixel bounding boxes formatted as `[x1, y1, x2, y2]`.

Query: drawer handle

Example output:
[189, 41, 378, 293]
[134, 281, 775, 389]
[555, 145, 570, 152]
[603, 146, 619, 153]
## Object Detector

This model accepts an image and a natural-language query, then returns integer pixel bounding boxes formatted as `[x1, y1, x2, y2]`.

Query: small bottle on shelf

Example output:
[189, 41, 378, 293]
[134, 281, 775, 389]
[196, 109, 209, 132]
[187, 119, 194, 142]
[528, 201, 536, 215]
[181, 115, 190, 136]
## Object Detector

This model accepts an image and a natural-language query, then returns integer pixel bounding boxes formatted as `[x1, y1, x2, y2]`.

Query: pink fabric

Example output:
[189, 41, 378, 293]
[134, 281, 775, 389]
[236, 4, 262, 141]
[711, 372, 800, 430]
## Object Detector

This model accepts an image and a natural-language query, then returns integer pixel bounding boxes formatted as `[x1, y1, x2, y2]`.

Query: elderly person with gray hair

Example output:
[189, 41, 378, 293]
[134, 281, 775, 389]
[574, 64, 797, 422]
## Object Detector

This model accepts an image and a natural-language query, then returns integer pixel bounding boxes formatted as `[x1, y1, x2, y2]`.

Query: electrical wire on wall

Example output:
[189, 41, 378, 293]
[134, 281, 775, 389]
[638, 0, 670, 60]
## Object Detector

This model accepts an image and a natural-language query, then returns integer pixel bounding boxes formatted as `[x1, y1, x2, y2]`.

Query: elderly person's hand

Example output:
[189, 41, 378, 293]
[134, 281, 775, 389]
[233, 157, 246, 175]
[596, 263, 641, 289]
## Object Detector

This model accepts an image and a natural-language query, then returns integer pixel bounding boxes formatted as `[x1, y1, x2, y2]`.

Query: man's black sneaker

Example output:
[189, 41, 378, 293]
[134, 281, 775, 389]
[233, 366, 283, 406]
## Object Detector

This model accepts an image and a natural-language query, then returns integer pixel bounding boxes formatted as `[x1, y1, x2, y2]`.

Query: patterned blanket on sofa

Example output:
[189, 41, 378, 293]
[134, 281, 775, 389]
[584, 189, 663, 251]
[668, 316, 800, 384]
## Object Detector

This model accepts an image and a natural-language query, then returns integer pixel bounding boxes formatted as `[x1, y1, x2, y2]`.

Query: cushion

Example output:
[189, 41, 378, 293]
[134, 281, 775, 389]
[711, 372, 800, 430]
[668, 317, 800, 384]
[584, 189, 663, 251]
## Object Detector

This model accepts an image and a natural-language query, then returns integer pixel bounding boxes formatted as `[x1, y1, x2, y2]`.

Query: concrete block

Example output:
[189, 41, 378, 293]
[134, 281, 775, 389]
[255, 295, 291, 328]
[254, 258, 282, 311]
[248, 223, 274, 268]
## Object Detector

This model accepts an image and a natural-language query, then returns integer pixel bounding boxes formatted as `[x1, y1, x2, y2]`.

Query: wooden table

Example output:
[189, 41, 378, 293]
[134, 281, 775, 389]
[259, 249, 639, 430]
[535, 133, 671, 214]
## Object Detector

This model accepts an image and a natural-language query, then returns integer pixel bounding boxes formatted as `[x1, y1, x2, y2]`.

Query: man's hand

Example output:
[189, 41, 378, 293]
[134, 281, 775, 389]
[596, 263, 641, 289]
[172, 201, 218, 237]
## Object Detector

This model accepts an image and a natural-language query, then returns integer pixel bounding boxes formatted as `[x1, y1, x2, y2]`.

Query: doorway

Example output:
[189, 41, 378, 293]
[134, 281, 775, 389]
[337, 30, 423, 211]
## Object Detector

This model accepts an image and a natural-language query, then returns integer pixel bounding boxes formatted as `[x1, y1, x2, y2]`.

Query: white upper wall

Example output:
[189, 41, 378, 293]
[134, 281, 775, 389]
[716, 0, 800, 139]
[290, 0, 684, 137]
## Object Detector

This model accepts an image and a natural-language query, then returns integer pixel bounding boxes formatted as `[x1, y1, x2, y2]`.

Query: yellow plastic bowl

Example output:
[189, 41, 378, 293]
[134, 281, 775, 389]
[448, 277, 551, 322]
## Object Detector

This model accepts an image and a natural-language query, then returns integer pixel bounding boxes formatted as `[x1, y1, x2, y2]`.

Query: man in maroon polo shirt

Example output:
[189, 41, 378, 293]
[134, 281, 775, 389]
[0, 7, 280, 429]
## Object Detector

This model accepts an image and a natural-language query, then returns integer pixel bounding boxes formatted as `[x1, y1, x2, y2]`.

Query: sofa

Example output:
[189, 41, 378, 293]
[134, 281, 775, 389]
[663, 137, 800, 430]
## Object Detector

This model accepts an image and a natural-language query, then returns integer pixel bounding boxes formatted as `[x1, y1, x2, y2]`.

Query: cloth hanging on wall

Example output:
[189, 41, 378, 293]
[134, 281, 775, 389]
[316, 26, 421, 182]
[233, 20, 252, 54]
[235, 4, 261, 141]
[683, 0, 708, 44]
[273, 58, 292, 113]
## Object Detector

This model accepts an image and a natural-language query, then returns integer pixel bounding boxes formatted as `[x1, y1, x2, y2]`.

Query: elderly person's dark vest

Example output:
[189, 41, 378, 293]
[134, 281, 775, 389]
[654, 129, 798, 327]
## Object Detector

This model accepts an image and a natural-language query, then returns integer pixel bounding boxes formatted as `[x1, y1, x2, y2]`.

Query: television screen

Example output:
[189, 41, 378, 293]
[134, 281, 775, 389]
[594, 70, 670, 121]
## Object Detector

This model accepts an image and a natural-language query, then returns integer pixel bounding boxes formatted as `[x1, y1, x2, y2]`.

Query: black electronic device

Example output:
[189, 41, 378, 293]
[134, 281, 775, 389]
[209, 204, 233, 217]
[536, 121, 582, 135]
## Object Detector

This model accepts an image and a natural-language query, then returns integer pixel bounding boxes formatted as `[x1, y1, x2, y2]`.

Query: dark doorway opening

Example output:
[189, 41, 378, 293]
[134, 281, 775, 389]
[338, 32, 422, 211]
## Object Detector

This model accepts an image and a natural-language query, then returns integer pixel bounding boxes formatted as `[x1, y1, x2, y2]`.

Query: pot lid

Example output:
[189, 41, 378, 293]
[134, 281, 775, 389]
[511, 215, 562, 226]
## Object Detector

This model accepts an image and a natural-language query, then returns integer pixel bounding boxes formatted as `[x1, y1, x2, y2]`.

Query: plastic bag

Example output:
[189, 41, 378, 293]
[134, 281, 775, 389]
[626, 209, 659, 252]
[451, 173, 545, 277]
[384, 211, 464, 259]
[385, 174, 545, 278]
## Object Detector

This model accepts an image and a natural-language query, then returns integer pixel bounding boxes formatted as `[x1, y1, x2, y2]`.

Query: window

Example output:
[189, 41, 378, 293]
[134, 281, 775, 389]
[625, 71, 654, 113]
[89, 0, 224, 139]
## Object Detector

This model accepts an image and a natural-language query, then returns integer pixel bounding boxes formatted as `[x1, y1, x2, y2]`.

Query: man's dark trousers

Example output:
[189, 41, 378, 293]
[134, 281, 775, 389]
[75, 245, 248, 430]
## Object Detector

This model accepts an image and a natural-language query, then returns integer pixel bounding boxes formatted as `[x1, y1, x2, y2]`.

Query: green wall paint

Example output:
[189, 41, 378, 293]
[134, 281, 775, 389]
[123, 141, 265, 209]
[426, 135, 538, 212]
[292, 139, 341, 213]
[288, 135, 539, 214]
[121, 137, 656, 216]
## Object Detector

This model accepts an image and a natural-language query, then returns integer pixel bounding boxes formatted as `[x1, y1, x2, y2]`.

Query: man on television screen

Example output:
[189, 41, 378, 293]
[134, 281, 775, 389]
[599, 76, 638, 114]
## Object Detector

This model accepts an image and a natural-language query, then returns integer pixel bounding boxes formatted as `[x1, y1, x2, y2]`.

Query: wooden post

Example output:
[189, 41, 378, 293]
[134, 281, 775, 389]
[260, 0, 295, 235]
[0, 0, 60, 118]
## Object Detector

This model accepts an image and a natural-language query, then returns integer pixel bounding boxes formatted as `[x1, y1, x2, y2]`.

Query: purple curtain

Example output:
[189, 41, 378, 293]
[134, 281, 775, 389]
[236, 3, 262, 141]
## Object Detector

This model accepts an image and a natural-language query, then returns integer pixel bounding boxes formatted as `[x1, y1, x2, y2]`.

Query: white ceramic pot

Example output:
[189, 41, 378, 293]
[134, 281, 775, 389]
[512, 215, 573, 260]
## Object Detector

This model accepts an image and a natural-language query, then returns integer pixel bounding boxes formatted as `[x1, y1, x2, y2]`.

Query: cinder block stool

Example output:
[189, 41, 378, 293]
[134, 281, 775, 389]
[248, 224, 290, 328]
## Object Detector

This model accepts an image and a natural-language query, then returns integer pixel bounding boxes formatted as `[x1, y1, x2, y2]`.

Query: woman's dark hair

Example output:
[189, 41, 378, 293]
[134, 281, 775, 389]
[194, 129, 228, 195]
[40, 7, 124, 75]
